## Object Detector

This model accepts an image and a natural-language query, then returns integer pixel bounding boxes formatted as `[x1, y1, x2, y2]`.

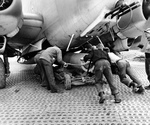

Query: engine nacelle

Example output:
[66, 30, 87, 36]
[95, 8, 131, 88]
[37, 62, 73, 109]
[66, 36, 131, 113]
[0, 0, 23, 37]
[113, 1, 147, 39]
[111, 0, 150, 51]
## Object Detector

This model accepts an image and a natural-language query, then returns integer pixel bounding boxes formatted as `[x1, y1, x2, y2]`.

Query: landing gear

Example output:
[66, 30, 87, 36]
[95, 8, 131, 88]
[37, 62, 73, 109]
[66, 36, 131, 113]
[0, 57, 6, 89]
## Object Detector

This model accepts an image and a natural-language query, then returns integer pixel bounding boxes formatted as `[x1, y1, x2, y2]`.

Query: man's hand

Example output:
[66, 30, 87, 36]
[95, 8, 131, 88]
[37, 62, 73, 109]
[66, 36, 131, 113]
[103, 47, 110, 52]
[63, 62, 68, 68]
[80, 58, 83, 61]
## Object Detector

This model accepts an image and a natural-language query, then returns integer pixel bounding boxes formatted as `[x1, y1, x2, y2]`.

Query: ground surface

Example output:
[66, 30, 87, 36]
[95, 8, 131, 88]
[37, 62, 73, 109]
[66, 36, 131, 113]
[0, 50, 150, 125]
[121, 50, 145, 62]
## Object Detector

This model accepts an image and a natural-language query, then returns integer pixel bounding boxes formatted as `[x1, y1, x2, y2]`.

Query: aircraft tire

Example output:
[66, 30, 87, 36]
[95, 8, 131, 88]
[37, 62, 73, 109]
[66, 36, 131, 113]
[0, 58, 6, 89]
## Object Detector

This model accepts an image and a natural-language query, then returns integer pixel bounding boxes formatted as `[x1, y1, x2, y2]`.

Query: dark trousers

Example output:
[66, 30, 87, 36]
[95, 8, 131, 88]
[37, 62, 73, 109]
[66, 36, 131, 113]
[145, 57, 150, 82]
[94, 59, 118, 95]
[38, 59, 59, 91]
[36, 59, 46, 85]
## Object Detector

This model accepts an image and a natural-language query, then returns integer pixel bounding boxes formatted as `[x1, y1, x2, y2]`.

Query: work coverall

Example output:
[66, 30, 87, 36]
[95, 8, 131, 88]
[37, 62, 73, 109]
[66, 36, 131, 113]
[145, 53, 150, 83]
[39, 46, 65, 92]
[108, 52, 144, 94]
[108, 52, 142, 87]
[143, 30, 150, 90]
[83, 48, 119, 97]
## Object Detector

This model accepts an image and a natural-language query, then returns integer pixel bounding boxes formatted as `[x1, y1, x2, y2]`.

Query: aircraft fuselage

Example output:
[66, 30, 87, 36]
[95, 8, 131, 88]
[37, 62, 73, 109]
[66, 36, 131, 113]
[22, 0, 119, 49]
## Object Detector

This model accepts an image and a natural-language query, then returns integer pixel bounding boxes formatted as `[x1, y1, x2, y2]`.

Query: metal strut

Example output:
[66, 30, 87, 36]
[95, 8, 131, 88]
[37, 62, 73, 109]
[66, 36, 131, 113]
[66, 34, 75, 51]
[96, 36, 105, 47]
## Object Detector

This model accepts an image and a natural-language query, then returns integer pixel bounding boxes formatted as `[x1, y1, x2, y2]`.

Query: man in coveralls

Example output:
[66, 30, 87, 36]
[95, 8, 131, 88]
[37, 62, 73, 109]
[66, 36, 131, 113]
[38, 46, 67, 93]
[108, 51, 145, 94]
[143, 29, 150, 90]
[83, 43, 121, 103]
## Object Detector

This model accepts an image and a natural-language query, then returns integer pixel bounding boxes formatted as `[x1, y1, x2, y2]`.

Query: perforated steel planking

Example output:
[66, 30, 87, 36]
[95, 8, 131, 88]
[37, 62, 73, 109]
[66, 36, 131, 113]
[0, 58, 150, 125]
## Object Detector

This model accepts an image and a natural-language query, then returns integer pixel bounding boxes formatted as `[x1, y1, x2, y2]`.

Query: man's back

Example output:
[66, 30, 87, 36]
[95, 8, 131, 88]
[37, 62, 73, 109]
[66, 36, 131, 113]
[40, 46, 63, 63]
[84, 48, 109, 64]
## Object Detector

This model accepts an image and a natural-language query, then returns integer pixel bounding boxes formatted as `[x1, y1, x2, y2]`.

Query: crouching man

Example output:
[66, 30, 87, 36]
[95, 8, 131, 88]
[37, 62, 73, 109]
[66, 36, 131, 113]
[108, 51, 145, 94]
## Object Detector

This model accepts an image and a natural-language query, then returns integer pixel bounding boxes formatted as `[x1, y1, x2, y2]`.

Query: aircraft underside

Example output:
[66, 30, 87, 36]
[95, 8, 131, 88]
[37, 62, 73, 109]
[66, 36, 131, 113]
[0, 0, 150, 88]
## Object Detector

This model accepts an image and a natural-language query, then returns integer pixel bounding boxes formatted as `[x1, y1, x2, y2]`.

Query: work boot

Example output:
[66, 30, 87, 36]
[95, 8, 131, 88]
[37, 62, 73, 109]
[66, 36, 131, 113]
[129, 82, 138, 93]
[41, 81, 47, 87]
[145, 85, 150, 90]
[98, 92, 105, 104]
[113, 93, 121, 103]
[134, 85, 145, 94]
[51, 88, 64, 93]
[129, 81, 136, 88]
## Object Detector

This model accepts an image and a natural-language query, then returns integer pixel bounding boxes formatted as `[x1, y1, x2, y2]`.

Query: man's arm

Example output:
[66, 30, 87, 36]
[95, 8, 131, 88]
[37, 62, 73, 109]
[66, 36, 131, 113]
[55, 47, 68, 67]
[83, 51, 93, 62]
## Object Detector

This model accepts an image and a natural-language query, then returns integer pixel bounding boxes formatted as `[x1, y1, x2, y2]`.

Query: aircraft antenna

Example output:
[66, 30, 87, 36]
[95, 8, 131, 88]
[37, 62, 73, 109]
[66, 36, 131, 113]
[66, 34, 75, 51]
